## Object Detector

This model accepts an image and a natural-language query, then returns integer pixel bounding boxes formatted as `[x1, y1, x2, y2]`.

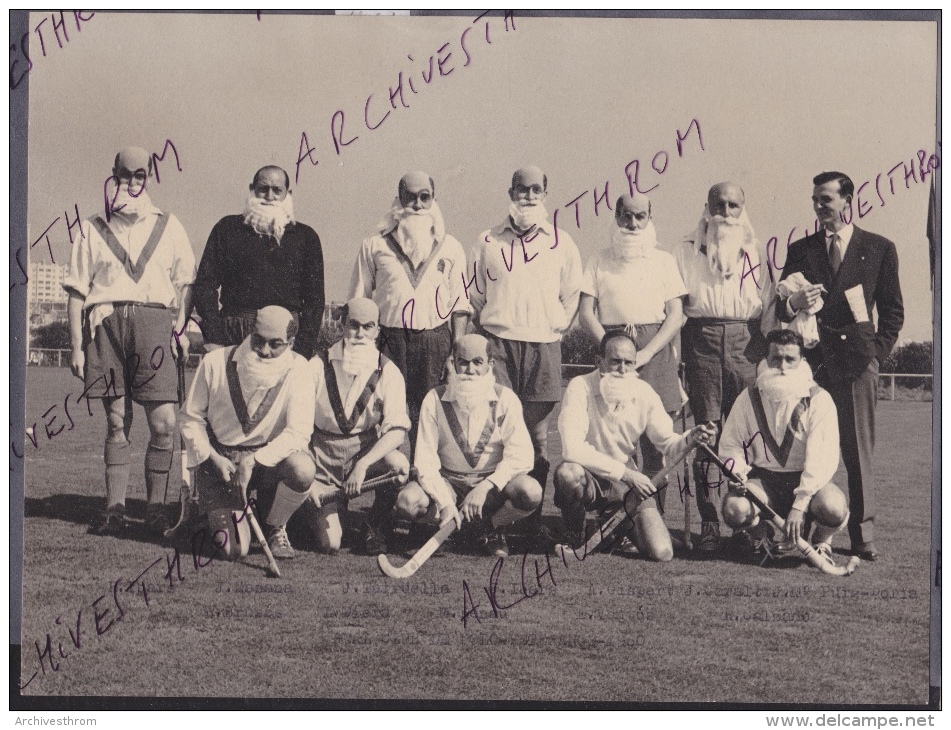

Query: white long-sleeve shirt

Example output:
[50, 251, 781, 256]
[414, 383, 534, 508]
[557, 371, 687, 482]
[348, 232, 470, 330]
[470, 219, 583, 343]
[673, 238, 771, 320]
[180, 347, 315, 469]
[719, 385, 840, 512]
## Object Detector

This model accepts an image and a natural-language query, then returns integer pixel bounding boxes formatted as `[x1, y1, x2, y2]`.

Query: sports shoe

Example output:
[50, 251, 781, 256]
[478, 526, 509, 557]
[363, 524, 387, 556]
[698, 521, 720, 554]
[728, 529, 757, 557]
[267, 525, 296, 560]
[89, 506, 125, 536]
[144, 504, 171, 536]
[813, 542, 833, 561]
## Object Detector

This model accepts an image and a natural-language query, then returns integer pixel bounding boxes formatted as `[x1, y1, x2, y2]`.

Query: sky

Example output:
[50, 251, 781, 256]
[23, 11, 939, 342]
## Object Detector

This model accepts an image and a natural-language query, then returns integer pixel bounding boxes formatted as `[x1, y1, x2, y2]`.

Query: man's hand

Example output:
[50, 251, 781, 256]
[344, 460, 368, 497]
[789, 284, 824, 313]
[785, 507, 806, 544]
[210, 452, 237, 483]
[460, 480, 494, 522]
[688, 422, 718, 447]
[437, 502, 462, 530]
[171, 329, 190, 362]
[204, 343, 224, 352]
[234, 453, 257, 492]
[634, 350, 654, 369]
[621, 468, 655, 500]
[69, 348, 85, 381]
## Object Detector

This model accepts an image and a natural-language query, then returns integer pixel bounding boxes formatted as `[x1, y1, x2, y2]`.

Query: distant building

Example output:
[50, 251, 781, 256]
[28, 263, 68, 325]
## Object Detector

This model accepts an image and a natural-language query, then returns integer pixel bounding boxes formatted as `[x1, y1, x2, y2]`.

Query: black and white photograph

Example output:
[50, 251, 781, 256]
[10, 9, 941, 713]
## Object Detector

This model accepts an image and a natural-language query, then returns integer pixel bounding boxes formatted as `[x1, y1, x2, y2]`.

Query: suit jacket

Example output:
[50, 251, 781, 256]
[777, 226, 903, 385]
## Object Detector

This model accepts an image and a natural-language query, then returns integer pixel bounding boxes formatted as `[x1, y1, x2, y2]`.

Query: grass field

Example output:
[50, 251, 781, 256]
[17, 366, 934, 705]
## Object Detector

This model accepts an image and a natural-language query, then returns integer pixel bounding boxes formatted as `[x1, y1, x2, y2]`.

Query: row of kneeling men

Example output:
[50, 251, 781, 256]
[174, 300, 848, 566]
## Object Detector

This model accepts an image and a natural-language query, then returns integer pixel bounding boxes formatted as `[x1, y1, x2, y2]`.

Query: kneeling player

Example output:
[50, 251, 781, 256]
[308, 297, 410, 555]
[719, 329, 849, 560]
[394, 334, 542, 557]
[180, 306, 316, 559]
[554, 331, 715, 560]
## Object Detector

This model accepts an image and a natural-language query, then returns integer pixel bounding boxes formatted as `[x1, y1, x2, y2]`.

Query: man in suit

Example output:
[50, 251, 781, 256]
[777, 171, 904, 561]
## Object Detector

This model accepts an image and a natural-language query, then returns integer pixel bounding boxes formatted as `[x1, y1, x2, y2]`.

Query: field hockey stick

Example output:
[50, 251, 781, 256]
[165, 358, 201, 540]
[312, 469, 411, 508]
[697, 443, 859, 576]
[377, 518, 456, 579]
[679, 369, 693, 552]
[555, 441, 697, 561]
[235, 496, 282, 579]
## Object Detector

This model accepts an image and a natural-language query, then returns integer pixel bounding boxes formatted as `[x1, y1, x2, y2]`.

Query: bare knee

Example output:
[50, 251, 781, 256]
[278, 452, 316, 491]
[395, 483, 430, 520]
[554, 462, 586, 509]
[810, 484, 849, 527]
[634, 511, 673, 562]
[722, 493, 757, 530]
[506, 474, 542, 512]
[146, 403, 176, 448]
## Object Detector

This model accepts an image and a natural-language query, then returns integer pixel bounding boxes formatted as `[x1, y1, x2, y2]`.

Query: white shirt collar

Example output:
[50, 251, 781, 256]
[825, 222, 853, 248]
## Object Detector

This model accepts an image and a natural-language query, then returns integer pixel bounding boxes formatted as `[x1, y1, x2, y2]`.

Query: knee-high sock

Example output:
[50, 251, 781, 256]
[491, 501, 534, 528]
[368, 484, 398, 528]
[145, 443, 173, 504]
[104, 441, 131, 509]
[526, 456, 550, 527]
[267, 481, 310, 528]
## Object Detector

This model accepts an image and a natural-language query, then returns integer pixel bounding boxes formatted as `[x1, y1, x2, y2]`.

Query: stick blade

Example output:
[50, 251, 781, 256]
[377, 553, 415, 579]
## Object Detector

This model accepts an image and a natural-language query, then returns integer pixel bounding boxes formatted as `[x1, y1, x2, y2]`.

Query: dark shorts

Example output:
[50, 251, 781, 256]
[84, 304, 178, 403]
[379, 322, 452, 416]
[194, 442, 279, 515]
[744, 466, 804, 519]
[560, 464, 657, 517]
[485, 332, 562, 402]
[681, 318, 765, 423]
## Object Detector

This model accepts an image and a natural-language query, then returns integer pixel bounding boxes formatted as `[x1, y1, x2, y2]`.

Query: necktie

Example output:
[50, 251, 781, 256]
[828, 233, 842, 276]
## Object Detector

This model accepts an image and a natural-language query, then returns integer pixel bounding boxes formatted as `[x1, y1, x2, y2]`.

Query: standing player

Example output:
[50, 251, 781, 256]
[394, 334, 541, 556]
[469, 165, 584, 542]
[308, 297, 411, 555]
[179, 306, 316, 559]
[349, 171, 470, 447]
[64, 146, 196, 536]
[578, 192, 687, 513]
[193, 165, 325, 358]
[673, 182, 772, 553]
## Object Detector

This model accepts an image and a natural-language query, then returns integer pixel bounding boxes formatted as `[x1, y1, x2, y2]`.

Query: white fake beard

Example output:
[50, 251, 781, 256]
[243, 193, 295, 244]
[704, 215, 749, 279]
[509, 200, 549, 231]
[236, 337, 294, 411]
[111, 184, 152, 219]
[445, 369, 496, 411]
[756, 361, 814, 403]
[341, 339, 381, 376]
[611, 222, 658, 262]
[598, 371, 641, 408]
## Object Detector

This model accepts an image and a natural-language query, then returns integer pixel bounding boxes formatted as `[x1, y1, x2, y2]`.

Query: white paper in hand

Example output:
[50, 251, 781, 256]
[844, 284, 870, 323]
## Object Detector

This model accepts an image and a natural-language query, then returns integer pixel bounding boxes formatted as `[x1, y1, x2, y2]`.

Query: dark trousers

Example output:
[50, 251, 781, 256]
[826, 361, 878, 545]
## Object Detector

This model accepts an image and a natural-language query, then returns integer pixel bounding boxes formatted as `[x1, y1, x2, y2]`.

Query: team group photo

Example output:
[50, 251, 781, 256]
[14, 11, 938, 708]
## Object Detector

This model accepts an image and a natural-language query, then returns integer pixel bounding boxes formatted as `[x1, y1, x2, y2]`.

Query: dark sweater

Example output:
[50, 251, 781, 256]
[194, 215, 324, 358]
